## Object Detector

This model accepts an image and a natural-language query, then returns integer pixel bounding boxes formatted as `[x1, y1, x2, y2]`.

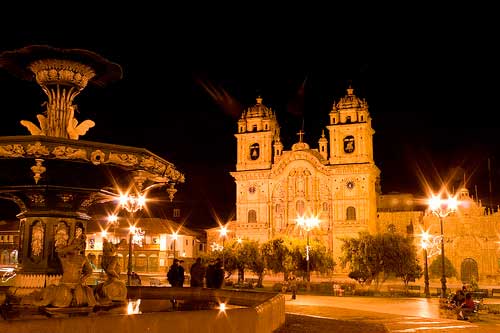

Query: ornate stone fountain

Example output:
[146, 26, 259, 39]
[0, 45, 184, 309]
[0, 45, 285, 333]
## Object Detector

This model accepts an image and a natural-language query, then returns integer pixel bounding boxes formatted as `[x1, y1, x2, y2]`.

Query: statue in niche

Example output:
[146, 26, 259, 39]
[54, 222, 69, 249]
[94, 238, 127, 305]
[31, 221, 44, 257]
[406, 221, 414, 235]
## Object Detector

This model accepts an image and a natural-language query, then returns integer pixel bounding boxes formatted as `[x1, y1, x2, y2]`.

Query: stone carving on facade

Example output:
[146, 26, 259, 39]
[140, 156, 166, 173]
[79, 192, 100, 209]
[0, 144, 24, 157]
[52, 146, 88, 160]
[26, 142, 50, 156]
[31, 158, 46, 184]
[30, 221, 44, 257]
[270, 151, 329, 178]
[90, 149, 106, 165]
[57, 193, 74, 203]
[27, 193, 46, 207]
[106, 152, 139, 166]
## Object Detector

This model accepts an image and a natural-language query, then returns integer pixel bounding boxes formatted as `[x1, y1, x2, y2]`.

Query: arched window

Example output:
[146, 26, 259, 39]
[250, 143, 260, 160]
[322, 202, 328, 212]
[248, 210, 257, 223]
[346, 206, 356, 220]
[343, 136, 355, 153]
[296, 200, 305, 216]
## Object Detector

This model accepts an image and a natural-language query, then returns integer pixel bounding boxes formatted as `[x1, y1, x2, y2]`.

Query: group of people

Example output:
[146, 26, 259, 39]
[167, 257, 224, 288]
[167, 258, 185, 287]
[450, 285, 477, 320]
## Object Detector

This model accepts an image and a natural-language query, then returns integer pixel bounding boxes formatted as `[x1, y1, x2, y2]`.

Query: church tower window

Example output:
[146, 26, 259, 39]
[249, 143, 260, 160]
[346, 116, 351, 123]
[343, 136, 355, 153]
[346, 206, 356, 220]
[322, 202, 328, 212]
[252, 125, 257, 132]
[248, 210, 257, 223]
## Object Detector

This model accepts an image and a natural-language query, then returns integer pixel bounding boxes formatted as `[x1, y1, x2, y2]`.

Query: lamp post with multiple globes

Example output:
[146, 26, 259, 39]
[428, 192, 458, 298]
[296, 215, 320, 291]
[118, 193, 146, 286]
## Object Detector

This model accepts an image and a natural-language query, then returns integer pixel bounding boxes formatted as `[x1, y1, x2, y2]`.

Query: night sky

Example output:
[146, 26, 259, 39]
[0, 19, 499, 226]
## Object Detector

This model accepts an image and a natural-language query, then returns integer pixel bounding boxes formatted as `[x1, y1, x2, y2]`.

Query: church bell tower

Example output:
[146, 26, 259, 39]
[235, 96, 280, 171]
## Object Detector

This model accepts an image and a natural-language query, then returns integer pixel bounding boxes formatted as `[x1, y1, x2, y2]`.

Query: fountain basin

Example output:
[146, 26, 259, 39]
[0, 287, 285, 333]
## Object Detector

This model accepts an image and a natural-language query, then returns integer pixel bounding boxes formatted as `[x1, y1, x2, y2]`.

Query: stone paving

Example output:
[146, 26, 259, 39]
[275, 295, 500, 333]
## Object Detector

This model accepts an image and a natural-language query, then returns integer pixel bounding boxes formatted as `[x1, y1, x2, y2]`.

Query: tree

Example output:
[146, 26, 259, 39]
[429, 255, 457, 279]
[341, 232, 423, 290]
[262, 236, 335, 282]
[241, 240, 265, 287]
[340, 233, 385, 287]
[382, 233, 423, 290]
[261, 238, 294, 277]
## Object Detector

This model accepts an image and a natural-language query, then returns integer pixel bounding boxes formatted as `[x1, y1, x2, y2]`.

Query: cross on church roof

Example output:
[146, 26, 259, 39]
[297, 130, 305, 142]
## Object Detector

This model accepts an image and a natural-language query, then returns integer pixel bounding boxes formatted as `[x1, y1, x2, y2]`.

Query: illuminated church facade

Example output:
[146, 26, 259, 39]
[208, 86, 500, 284]
[229, 87, 380, 262]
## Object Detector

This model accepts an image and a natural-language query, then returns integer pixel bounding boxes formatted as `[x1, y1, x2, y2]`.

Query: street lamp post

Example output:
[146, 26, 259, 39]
[219, 225, 228, 269]
[428, 193, 458, 298]
[296, 215, 319, 291]
[118, 193, 146, 286]
[171, 231, 178, 261]
[420, 231, 431, 298]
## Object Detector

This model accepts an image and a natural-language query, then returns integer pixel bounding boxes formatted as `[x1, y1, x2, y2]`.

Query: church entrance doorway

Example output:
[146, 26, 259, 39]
[461, 258, 479, 284]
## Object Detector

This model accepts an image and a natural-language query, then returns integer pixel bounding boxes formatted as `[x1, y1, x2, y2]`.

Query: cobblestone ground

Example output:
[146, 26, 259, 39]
[274, 313, 388, 333]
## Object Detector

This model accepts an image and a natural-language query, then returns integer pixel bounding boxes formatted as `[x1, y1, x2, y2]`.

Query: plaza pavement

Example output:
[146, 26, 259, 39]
[276, 294, 500, 333]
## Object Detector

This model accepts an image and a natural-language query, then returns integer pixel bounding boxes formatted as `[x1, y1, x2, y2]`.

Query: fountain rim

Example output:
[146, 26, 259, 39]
[0, 135, 185, 184]
[0, 45, 123, 87]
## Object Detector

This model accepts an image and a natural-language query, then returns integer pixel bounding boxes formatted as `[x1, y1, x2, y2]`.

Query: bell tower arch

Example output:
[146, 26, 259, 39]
[235, 96, 280, 171]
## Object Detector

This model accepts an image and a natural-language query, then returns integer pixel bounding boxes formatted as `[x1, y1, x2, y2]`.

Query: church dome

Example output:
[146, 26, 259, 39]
[334, 86, 368, 110]
[291, 141, 310, 151]
[241, 96, 274, 119]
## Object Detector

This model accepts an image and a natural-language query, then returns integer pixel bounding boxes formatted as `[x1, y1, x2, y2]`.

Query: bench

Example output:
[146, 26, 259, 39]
[388, 285, 420, 296]
[408, 285, 421, 294]
[472, 289, 489, 298]
[388, 285, 406, 296]
[492, 288, 500, 297]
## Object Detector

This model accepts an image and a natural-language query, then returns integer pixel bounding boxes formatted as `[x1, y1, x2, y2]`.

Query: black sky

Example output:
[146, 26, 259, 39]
[0, 17, 499, 225]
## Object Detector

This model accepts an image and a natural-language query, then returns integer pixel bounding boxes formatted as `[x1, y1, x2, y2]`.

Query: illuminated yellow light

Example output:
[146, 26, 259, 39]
[127, 299, 141, 315]
[428, 196, 440, 211]
[219, 225, 228, 237]
[218, 302, 226, 312]
[107, 214, 118, 223]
